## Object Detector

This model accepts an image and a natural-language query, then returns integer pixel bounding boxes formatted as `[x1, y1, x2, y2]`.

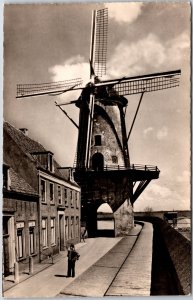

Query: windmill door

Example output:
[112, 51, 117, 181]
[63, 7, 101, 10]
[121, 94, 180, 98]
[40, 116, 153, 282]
[92, 153, 104, 171]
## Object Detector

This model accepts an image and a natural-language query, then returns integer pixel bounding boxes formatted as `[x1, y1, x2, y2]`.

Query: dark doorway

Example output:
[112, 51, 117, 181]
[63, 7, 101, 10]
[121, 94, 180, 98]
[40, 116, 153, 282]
[3, 216, 10, 276]
[92, 153, 104, 171]
[59, 215, 64, 251]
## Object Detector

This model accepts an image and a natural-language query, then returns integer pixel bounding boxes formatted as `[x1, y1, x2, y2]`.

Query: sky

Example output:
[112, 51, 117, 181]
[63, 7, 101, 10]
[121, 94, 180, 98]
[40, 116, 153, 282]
[3, 2, 191, 212]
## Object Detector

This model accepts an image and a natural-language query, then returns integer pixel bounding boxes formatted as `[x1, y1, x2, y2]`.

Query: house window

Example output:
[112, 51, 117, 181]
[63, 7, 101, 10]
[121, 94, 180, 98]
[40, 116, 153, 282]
[64, 188, 68, 206]
[65, 217, 69, 240]
[29, 222, 36, 255]
[3, 165, 10, 190]
[95, 135, 102, 146]
[3, 170, 7, 189]
[76, 217, 79, 238]
[70, 190, 73, 207]
[58, 185, 62, 204]
[50, 183, 54, 203]
[42, 218, 48, 248]
[41, 180, 46, 203]
[112, 155, 118, 164]
[51, 218, 56, 245]
[71, 217, 74, 239]
[48, 153, 53, 172]
[16, 222, 25, 259]
[75, 192, 78, 208]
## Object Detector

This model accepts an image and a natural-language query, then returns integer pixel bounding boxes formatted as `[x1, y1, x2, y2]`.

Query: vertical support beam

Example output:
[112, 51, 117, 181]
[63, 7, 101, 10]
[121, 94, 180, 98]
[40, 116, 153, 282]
[127, 92, 145, 143]
[85, 93, 95, 169]
[85, 9, 97, 168]
[90, 10, 96, 79]
[119, 105, 130, 168]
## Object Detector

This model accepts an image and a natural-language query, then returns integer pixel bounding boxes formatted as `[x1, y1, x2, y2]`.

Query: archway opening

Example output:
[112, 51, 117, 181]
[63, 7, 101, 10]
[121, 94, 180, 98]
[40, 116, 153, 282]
[92, 153, 104, 171]
[97, 203, 114, 237]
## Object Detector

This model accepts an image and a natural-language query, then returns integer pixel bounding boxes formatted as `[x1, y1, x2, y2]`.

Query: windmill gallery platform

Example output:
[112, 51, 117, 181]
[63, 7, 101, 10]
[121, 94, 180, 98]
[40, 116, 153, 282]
[3, 219, 191, 297]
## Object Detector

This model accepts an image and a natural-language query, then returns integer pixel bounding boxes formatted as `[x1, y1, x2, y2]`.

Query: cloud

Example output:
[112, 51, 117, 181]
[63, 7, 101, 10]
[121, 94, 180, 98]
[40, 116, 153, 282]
[49, 55, 90, 103]
[108, 3, 143, 24]
[143, 126, 154, 137]
[177, 170, 190, 183]
[48, 32, 189, 89]
[108, 34, 166, 78]
[134, 182, 190, 211]
[107, 31, 189, 78]
[156, 126, 168, 140]
[166, 32, 190, 66]
[49, 55, 89, 83]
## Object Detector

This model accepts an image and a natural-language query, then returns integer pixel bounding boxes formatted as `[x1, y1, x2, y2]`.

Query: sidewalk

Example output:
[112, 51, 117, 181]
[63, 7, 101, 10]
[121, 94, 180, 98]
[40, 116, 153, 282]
[3, 240, 89, 293]
[3, 223, 151, 298]
[3, 251, 66, 292]
[60, 223, 152, 297]
[3, 237, 123, 298]
[106, 222, 153, 296]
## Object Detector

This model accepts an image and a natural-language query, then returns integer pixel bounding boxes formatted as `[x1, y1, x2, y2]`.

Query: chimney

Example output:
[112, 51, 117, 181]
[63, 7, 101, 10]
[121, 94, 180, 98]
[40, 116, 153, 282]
[19, 128, 28, 136]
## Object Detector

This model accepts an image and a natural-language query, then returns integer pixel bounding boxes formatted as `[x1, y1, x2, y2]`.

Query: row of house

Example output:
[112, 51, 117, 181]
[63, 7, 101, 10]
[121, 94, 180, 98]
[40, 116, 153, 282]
[3, 121, 81, 276]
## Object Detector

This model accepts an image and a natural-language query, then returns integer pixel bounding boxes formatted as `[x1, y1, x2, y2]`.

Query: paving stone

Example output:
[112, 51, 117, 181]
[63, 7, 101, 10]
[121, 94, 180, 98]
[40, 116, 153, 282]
[60, 265, 119, 297]
[105, 222, 153, 297]
[61, 224, 148, 297]
[94, 252, 127, 268]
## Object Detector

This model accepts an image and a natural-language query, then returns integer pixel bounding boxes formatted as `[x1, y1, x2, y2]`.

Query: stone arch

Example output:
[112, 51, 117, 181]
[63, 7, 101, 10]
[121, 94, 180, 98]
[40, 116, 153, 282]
[97, 203, 115, 236]
[92, 152, 104, 171]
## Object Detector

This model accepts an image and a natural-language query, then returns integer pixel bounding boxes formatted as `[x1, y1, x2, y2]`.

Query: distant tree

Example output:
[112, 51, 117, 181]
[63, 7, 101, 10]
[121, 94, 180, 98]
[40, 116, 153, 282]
[144, 206, 153, 216]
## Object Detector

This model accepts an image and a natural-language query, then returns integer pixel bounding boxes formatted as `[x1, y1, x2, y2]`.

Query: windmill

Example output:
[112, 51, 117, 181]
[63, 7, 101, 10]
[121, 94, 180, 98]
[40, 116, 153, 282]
[17, 8, 181, 236]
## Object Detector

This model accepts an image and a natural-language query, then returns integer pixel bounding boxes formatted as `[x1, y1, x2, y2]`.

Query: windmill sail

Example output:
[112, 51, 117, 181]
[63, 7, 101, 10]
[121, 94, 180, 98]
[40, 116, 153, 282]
[95, 69, 181, 97]
[16, 78, 83, 98]
[90, 8, 108, 78]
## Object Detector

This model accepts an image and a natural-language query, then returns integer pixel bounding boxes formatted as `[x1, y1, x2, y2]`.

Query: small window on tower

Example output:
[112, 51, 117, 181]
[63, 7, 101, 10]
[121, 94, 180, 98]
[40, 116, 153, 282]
[95, 135, 102, 146]
[112, 155, 118, 164]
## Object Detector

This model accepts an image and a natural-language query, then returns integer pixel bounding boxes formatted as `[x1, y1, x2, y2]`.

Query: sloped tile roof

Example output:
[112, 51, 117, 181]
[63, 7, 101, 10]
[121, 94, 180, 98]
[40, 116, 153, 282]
[3, 121, 79, 186]
[9, 167, 38, 196]
[4, 121, 45, 164]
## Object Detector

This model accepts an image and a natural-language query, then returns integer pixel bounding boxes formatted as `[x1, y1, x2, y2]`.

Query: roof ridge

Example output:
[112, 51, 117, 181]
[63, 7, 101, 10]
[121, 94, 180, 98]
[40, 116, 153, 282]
[4, 120, 47, 151]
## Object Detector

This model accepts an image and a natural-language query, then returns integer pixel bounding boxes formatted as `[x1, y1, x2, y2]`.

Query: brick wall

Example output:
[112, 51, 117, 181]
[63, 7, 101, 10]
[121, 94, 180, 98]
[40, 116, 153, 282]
[135, 217, 191, 295]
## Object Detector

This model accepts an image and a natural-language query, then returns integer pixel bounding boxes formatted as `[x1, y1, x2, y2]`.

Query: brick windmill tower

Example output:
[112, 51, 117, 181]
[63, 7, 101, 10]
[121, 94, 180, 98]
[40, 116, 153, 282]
[17, 8, 181, 237]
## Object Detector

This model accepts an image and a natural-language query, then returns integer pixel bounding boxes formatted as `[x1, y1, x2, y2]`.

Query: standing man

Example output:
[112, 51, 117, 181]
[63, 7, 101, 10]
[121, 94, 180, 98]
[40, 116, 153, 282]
[81, 226, 87, 242]
[67, 244, 80, 277]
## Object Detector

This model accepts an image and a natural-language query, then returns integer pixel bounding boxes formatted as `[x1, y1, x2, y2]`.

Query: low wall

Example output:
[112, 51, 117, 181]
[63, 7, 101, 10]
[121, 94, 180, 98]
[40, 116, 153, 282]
[135, 217, 191, 295]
